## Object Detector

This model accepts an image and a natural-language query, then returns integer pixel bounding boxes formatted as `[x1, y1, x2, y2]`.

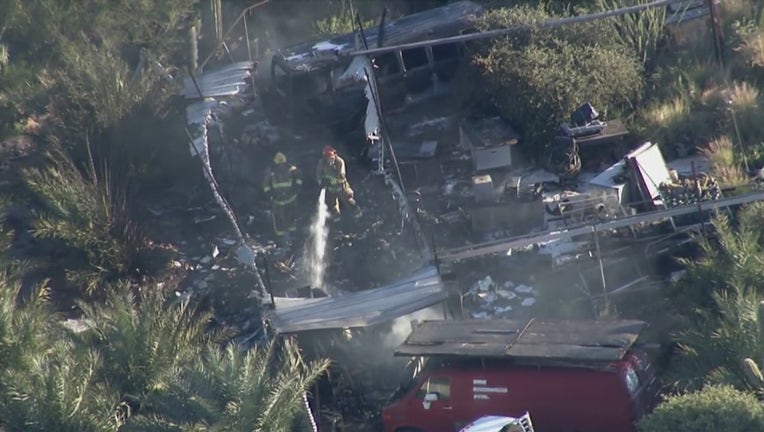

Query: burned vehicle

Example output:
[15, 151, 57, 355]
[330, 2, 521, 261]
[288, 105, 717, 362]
[260, 1, 483, 132]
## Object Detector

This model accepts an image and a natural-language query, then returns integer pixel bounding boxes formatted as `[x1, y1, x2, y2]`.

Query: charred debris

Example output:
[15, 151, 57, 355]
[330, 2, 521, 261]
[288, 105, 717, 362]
[174, 1, 764, 429]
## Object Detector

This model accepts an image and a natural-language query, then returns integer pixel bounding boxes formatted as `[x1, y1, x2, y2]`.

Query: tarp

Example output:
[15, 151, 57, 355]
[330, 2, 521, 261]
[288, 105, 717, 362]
[266, 266, 447, 334]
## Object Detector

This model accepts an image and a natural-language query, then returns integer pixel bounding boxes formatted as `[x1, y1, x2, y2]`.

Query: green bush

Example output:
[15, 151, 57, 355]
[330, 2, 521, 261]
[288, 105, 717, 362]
[314, 0, 375, 37]
[639, 385, 764, 432]
[470, 5, 644, 154]
[22, 144, 148, 295]
[596, 0, 667, 67]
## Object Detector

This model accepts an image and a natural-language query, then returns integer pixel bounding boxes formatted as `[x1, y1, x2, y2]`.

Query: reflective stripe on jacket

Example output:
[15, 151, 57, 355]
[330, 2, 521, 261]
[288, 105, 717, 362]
[316, 155, 347, 188]
[263, 163, 302, 198]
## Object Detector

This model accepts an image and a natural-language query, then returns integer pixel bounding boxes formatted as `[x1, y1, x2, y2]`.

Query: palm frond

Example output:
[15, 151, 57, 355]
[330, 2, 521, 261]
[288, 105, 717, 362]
[668, 286, 761, 391]
[75, 282, 210, 415]
[22, 143, 147, 294]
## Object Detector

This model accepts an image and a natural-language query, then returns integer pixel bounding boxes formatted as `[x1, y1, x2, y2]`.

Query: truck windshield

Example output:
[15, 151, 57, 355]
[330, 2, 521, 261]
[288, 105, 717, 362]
[291, 70, 329, 97]
[271, 61, 329, 97]
[387, 357, 425, 403]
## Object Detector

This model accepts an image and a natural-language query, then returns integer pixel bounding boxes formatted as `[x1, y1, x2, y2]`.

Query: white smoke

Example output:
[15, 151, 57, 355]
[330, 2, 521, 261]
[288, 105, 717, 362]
[383, 306, 445, 348]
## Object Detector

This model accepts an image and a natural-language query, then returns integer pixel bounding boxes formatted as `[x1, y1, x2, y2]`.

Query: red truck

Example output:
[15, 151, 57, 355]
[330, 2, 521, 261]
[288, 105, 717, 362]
[382, 318, 661, 432]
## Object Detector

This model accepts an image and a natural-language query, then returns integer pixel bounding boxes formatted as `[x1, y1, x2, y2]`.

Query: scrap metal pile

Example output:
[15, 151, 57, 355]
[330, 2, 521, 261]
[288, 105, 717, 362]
[658, 174, 722, 207]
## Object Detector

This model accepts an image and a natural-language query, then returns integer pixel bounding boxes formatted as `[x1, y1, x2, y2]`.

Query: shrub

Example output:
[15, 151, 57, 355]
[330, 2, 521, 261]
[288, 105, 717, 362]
[470, 5, 644, 154]
[724, 81, 764, 148]
[596, 0, 667, 67]
[700, 136, 736, 168]
[639, 385, 764, 432]
[667, 287, 761, 390]
[314, 0, 375, 37]
[22, 144, 148, 295]
[699, 135, 750, 187]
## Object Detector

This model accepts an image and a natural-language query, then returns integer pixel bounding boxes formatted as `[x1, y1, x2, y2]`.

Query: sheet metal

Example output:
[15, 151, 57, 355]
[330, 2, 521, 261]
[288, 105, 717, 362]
[180, 61, 255, 99]
[395, 318, 647, 363]
[182, 60, 266, 298]
[274, 1, 482, 73]
[266, 266, 447, 334]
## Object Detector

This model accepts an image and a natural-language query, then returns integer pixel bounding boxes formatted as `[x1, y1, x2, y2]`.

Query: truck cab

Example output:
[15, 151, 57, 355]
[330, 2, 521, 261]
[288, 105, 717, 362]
[382, 319, 662, 432]
[261, 1, 483, 133]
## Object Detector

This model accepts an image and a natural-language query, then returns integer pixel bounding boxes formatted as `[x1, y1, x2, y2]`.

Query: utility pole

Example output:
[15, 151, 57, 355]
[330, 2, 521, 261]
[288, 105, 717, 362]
[707, 0, 725, 67]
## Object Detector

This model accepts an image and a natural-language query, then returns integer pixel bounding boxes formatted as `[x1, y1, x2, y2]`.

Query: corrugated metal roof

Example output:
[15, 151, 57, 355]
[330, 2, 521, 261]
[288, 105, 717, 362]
[274, 1, 483, 73]
[265, 266, 447, 334]
[180, 61, 255, 98]
[395, 318, 647, 363]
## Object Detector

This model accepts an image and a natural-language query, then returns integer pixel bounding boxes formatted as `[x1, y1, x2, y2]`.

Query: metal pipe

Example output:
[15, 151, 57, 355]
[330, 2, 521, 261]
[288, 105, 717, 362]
[243, 14, 252, 62]
[439, 188, 764, 262]
[200, 0, 271, 71]
[187, 67, 206, 99]
[259, 253, 276, 309]
[592, 226, 609, 316]
[345, 0, 678, 57]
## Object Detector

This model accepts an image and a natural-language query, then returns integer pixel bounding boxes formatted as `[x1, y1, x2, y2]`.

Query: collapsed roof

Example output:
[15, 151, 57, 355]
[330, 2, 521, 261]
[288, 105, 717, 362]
[395, 318, 648, 364]
[265, 266, 447, 334]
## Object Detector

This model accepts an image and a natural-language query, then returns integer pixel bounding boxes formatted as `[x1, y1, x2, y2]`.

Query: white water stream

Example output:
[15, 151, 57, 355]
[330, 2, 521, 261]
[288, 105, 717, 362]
[305, 188, 330, 293]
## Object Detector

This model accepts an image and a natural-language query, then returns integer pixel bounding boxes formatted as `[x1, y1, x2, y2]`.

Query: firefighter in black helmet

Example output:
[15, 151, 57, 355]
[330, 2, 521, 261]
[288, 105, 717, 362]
[263, 152, 302, 239]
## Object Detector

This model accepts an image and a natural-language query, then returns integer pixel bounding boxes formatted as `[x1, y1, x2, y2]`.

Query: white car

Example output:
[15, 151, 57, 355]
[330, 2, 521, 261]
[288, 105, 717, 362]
[459, 413, 535, 432]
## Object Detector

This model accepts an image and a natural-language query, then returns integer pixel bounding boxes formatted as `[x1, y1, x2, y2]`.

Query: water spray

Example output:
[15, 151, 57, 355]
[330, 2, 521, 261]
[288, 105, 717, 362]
[305, 188, 330, 294]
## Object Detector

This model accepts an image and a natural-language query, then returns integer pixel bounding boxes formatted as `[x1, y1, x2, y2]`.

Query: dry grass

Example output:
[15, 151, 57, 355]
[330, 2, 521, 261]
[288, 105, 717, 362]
[736, 32, 764, 69]
[699, 135, 749, 188]
[725, 81, 760, 110]
[713, 164, 750, 188]
[699, 85, 728, 110]
[699, 135, 736, 168]
[643, 97, 690, 125]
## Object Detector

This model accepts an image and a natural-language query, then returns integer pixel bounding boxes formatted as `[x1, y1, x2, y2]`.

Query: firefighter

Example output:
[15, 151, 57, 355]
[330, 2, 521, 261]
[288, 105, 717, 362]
[263, 152, 302, 239]
[316, 146, 363, 221]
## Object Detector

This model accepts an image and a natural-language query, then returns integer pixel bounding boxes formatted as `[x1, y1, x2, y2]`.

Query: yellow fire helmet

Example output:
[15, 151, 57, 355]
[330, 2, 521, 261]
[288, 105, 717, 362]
[273, 152, 287, 164]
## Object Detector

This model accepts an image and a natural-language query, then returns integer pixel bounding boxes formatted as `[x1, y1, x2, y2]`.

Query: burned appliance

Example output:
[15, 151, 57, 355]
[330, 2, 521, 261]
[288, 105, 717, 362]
[559, 103, 606, 138]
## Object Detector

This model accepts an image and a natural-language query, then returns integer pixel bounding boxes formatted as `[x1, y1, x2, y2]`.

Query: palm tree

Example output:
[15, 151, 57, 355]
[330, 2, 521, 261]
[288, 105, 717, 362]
[667, 204, 764, 391]
[73, 282, 213, 422]
[667, 286, 761, 391]
[671, 206, 764, 313]
[23, 144, 146, 296]
[0, 266, 53, 377]
[0, 339, 121, 432]
[0, 263, 121, 431]
[121, 339, 330, 432]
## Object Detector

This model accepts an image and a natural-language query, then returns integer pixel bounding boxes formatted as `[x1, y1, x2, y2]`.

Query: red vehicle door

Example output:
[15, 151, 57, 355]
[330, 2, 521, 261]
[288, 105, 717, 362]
[407, 374, 456, 431]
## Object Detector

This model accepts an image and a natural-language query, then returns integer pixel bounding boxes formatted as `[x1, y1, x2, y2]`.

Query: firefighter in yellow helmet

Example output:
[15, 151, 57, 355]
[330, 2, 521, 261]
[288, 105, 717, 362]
[316, 146, 362, 221]
[263, 152, 302, 239]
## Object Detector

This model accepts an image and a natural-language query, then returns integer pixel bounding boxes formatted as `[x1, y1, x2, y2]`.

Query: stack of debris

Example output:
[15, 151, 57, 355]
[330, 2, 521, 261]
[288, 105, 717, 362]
[466, 276, 537, 319]
[659, 174, 721, 207]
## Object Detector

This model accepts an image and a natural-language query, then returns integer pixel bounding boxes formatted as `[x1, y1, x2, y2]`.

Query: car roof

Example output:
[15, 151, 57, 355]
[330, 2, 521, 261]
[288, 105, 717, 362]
[395, 318, 647, 366]
[273, 1, 483, 73]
